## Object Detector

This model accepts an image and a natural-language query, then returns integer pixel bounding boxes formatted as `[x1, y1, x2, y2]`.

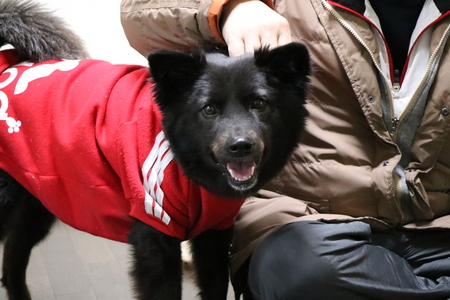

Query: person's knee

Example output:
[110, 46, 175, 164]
[248, 222, 336, 299]
[247, 221, 371, 299]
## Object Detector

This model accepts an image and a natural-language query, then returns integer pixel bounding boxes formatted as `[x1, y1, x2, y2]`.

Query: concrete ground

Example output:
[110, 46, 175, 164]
[0, 221, 235, 300]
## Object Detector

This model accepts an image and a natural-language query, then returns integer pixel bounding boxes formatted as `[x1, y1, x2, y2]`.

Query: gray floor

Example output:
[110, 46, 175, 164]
[0, 221, 235, 300]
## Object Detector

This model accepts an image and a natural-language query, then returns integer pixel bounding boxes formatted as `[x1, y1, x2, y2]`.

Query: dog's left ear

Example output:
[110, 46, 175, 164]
[148, 49, 206, 87]
[254, 42, 311, 84]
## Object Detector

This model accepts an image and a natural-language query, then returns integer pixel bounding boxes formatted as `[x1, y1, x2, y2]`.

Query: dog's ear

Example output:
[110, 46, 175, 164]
[254, 43, 311, 84]
[148, 49, 206, 86]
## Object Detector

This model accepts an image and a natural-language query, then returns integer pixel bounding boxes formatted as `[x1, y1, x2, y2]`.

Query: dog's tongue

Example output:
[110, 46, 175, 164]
[227, 162, 256, 181]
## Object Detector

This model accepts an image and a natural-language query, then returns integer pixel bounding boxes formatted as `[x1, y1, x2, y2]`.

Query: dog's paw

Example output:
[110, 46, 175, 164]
[181, 241, 194, 270]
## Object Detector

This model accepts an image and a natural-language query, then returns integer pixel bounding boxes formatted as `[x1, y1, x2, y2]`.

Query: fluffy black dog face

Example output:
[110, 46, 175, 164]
[149, 43, 310, 198]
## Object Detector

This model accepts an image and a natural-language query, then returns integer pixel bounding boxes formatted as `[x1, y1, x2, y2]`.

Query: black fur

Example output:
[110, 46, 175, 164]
[0, 0, 87, 61]
[0, 170, 56, 300]
[0, 1, 310, 299]
[150, 47, 310, 198]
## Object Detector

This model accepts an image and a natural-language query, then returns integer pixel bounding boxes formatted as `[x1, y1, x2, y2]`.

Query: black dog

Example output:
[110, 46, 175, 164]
[0, 0, 310, 299]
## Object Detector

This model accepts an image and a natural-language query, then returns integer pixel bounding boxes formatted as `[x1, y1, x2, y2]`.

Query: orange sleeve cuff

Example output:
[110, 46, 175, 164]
[207, 0, 274, 44]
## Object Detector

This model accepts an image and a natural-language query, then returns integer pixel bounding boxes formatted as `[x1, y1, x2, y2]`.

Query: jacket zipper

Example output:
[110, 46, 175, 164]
[390, 117, 399, 137]
[322, 0, 450, 141]
[321, 0, 407, 218]
[392, 24, 450, 138]
[393, 69, 400, 92]
[321, 0, 450, 223]
[321, 1, 395, 130]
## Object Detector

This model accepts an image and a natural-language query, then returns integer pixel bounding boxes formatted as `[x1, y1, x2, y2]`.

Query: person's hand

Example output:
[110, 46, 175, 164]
[220, 0, 291, 57]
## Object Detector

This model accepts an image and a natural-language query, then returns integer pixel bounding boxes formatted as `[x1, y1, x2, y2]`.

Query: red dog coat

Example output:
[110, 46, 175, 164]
[0, 50, 244, 242]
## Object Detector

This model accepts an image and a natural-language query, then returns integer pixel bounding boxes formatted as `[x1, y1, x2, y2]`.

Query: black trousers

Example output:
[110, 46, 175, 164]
[248, 221, 450, 300]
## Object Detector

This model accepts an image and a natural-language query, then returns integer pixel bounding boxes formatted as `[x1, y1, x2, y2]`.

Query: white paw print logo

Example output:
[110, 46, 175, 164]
[6, 117, 21, 133]
[0, 60, 80, 134]
[0, 91, 21, 134]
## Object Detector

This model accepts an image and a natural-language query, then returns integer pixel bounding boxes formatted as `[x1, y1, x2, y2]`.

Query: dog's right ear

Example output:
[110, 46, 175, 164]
[148, 49, 206, 87]
[254, 42, 311, 86]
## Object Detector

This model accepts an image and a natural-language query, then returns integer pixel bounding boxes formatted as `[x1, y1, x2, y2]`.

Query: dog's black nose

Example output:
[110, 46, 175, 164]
[228, 138, 253, 156]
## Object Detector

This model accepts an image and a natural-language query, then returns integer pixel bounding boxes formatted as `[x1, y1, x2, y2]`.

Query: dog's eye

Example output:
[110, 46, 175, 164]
[251, 98, 267, 111]
[202, 105, 217, 116]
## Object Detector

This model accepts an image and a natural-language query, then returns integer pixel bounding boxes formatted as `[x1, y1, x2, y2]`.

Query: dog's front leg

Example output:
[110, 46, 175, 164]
[191, 227, 233, 300]
[128, 219, 182, 300]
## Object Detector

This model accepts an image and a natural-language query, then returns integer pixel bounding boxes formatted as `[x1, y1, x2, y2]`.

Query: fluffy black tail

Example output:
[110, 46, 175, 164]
[0, 0, 88, 61]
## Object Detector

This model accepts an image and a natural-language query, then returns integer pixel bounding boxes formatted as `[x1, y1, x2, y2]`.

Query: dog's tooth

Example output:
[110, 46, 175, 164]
[228, 168, 237, 179]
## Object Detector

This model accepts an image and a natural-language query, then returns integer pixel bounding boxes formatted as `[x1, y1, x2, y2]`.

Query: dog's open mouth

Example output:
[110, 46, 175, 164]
[225, 161, 258, 191]
[226, 161, 256, 182]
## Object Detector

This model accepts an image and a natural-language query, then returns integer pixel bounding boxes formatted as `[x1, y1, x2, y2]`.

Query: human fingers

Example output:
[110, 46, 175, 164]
[243, 35, 262, 55]
[226, 36, 246, 57]
[277, 22, 292, 46]
[221, 0, 291, 56]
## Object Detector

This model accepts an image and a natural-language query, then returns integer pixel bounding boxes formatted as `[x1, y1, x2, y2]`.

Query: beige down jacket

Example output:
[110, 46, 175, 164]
[121, 0, 450, 289]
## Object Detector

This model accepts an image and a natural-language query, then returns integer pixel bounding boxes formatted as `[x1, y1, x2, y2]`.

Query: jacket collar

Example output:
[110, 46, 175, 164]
[431, 0, 450, 13]
[328, 0, 365, 14]
[329, 0, 450, 15]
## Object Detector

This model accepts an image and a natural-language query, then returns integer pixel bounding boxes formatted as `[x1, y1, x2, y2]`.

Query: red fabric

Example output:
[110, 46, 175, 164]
[0, 50, 244, 242]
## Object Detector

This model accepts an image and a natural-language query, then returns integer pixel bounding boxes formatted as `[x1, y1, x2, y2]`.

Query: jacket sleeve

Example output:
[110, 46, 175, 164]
[120, 0, 274, 56]
[120, 0, 223, 56]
